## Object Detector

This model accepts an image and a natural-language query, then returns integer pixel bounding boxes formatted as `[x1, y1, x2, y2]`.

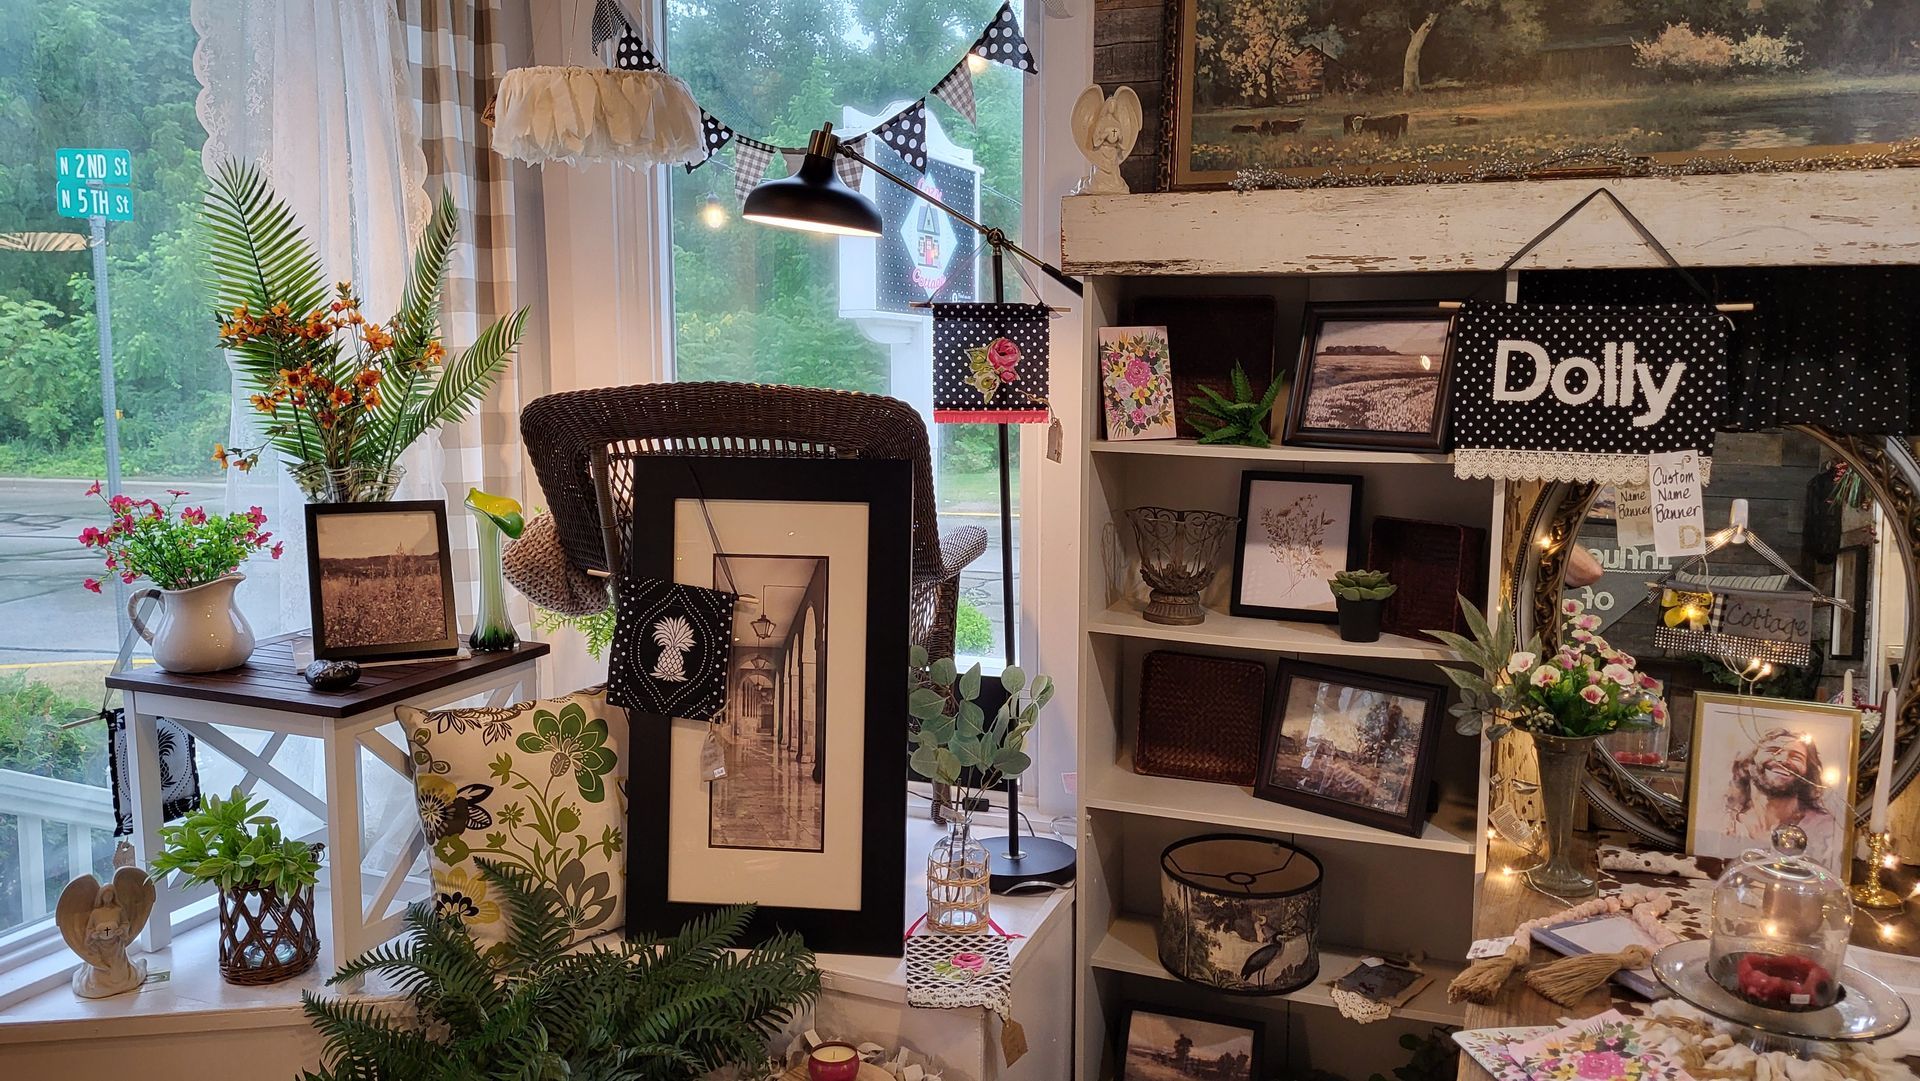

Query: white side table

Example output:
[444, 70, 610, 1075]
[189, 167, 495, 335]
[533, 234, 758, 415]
[108, 639, 547, 964]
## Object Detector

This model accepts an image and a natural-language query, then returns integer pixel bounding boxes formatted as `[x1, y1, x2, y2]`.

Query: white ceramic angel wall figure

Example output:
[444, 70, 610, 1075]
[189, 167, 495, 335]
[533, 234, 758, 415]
[57, 865, 156, 999]
[1071, 85, 1142, 194]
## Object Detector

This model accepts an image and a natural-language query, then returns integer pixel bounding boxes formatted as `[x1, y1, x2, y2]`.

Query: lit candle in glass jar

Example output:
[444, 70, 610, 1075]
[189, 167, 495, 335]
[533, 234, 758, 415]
[808, 1042, 862, 1081]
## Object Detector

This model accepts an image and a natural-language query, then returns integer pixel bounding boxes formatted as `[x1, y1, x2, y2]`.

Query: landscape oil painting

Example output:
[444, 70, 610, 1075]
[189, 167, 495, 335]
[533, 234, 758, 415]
[1167, 0, 1920, 187]
[1286, 307, 1452, 451]
[1255, 662, 1444, 835]
[306, 501, 457, 661]
[1121, 1007, 1262, 1081]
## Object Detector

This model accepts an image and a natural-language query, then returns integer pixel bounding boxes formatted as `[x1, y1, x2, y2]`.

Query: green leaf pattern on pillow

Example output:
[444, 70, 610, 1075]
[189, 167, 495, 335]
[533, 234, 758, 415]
[399, 688, 625, 945]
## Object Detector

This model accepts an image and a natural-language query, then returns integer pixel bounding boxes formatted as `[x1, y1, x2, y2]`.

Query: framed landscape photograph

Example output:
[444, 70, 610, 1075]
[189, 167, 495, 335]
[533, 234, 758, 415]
[1162, 0, 1920, 189]
[1685, 692, 1859, 878]
[1284, 305, 1453, 452]
[1230, 472, 1360, 622]
[1118, 1005, 1262, 1081]
[305, 500, 458, 662]
[625, 457, 911, 957]
[1255, 661, 1444, 836]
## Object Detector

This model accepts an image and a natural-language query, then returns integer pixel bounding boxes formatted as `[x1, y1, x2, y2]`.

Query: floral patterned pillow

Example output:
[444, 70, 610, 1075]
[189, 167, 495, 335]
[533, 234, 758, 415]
[397, 686, 627, 946]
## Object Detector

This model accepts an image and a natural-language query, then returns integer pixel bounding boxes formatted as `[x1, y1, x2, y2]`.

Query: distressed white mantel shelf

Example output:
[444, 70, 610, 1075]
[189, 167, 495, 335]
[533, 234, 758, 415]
[1059, 169, 1920, 276]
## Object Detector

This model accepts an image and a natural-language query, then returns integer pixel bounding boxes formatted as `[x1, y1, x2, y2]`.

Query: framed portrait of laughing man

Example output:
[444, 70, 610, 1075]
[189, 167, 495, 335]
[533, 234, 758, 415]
[1686, 692, 1860, 877]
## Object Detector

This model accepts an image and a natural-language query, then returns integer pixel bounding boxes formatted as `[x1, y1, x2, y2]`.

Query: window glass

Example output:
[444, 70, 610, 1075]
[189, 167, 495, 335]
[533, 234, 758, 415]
[667, 0, 1025, 663]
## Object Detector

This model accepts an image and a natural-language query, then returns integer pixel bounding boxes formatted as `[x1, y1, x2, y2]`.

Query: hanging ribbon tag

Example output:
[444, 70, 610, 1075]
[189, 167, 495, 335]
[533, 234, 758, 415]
[1045, 415, 1063, 462]
[999, 1015, 1028, 1065]
[1615, 484, 1654, 548]
[1649, 450, 1706, 557]
[699, 723, 728, 782]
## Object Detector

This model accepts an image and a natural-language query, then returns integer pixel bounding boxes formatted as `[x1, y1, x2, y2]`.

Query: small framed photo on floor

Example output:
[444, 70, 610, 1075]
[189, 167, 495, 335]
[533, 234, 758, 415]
[1230, 471, 1361, 623]
[624, 456, 911, 958]
[1118, 1004, 1262, 1081]
[1283, 304, 1454, 452]
[1255, 661, 1444, 837]
[1686, 692, 1859, 877]
[305, 500, 458, 662]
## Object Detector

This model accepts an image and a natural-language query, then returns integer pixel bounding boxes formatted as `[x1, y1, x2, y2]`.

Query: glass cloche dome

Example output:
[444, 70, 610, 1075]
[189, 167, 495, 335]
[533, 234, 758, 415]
[1707, 824, 1854, 1011]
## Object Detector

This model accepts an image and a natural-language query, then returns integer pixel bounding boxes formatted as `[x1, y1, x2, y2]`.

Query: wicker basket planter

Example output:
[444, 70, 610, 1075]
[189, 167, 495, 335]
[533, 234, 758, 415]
[217, 843, 322, 985]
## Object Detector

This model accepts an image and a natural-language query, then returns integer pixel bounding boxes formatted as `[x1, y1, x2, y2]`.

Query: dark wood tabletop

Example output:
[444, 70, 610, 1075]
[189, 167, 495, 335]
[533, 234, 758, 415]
[105, 637, 550, 718]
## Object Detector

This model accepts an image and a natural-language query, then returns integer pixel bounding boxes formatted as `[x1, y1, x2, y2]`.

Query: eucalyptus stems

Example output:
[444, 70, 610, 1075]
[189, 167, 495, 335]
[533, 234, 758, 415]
[907, 645, 1054, 829]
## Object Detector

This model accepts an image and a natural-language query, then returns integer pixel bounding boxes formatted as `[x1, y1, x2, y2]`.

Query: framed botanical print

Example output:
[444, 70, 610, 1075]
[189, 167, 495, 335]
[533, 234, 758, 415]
[1686, 692, 1859, 878]
[1230, 472, 1361, 622]
[1118, 1004, 1263, 1081]
[1254, 661, 1444, 837]
[1283, 305, 1454, 452]
[625, 457, 911, 957]
[305, 500, 458, 661]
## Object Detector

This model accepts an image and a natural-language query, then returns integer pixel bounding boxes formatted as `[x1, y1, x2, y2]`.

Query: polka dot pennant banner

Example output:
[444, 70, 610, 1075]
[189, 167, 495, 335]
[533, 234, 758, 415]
[970, 1, 1038, 76]
[874, 99, 929, 171]
[1448, 300, 1729, 485]
[932, 303, 1052, 424]
[614, 29, 660, 71]
[686, 109, 734, 173]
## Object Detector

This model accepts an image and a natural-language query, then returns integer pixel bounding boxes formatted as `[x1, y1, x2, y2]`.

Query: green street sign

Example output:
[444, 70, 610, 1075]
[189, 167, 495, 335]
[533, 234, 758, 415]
[55, 181, 133, 221]
[56, 147, 132, 185]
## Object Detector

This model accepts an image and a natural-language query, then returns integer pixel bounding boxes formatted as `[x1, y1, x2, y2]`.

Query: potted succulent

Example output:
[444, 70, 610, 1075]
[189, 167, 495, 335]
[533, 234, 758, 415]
[150, 787, 323, 985]
[1329, 568, 1397, 643]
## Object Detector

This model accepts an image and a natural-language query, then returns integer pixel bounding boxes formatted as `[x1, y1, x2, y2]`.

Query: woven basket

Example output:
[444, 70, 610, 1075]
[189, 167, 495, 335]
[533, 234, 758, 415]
[1368, 517, 1487, 643]
[1135, 651, 1266, 786]
[217, 843, 322, 986]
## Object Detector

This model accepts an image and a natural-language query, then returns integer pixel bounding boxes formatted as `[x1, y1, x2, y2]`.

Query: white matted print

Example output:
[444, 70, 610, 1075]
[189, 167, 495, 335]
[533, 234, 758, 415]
[1686, 692, 1859, 877]
[666, 497, 869, 911]
[1230, 472, 1361, 622]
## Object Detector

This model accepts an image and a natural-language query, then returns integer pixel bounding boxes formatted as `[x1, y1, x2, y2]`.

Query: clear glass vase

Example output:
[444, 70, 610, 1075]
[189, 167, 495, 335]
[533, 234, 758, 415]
[290, 462, 405, 503]
[926, 816, 990, 934]
[1525, 732, 1601, 899]
[469, 512, 518, 652]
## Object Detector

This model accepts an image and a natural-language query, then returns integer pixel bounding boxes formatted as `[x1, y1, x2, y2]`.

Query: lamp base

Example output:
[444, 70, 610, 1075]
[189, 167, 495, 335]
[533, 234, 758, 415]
[1851, 882, 1904, 909]
[981, 835, 1076, 894]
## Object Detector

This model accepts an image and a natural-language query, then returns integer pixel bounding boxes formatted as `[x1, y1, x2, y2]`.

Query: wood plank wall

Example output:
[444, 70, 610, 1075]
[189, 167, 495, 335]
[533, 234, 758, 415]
[1093, 0, 1166, 192]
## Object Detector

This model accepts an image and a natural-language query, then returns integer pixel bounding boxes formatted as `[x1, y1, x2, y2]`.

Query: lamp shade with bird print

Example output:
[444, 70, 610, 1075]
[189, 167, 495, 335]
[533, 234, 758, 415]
[1158, 833, 1323, 995]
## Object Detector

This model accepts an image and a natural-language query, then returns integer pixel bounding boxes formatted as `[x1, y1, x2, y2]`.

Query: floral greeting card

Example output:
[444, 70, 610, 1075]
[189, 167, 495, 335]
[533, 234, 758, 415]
[1099, 326, 1177, 440]
[1506, 1011, 1693, 1081]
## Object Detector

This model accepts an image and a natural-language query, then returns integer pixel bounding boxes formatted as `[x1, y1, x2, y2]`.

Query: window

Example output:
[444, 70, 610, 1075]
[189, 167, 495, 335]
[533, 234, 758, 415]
[665, 0, 1026, 664]
[0, 0, 230, 952]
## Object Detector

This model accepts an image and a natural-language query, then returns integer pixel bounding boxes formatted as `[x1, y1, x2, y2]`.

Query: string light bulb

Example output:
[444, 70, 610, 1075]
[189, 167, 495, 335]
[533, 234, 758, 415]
[966, 52, 989, 74]
[699, 195, 729, 229]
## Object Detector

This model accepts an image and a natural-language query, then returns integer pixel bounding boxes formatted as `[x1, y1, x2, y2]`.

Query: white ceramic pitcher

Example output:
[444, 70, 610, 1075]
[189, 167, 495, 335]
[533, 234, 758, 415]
[127, 573, 256, 673]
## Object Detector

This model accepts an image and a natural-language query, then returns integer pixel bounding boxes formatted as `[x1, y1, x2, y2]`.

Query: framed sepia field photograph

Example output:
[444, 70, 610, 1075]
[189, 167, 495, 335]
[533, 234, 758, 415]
[1686, 692, 1859, 878]
[1230, 471, 1361, 622]
[1119, 1005, 1263, 1081]
[305, 500, 458, 662]
[1162, 0, 1920, 189]
[1284, 304, 1454, 452]
[1255, 660, 1444, 836]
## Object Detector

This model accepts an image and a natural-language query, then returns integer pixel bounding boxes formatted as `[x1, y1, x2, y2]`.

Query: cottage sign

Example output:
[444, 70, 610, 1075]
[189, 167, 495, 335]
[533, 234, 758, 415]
[1450, 301, 1728, 486]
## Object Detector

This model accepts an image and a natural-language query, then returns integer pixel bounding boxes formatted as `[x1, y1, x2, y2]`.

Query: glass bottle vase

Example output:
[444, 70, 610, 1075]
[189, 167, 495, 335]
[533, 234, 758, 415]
[926, 816, 990, 933]
[1525, 732, 1600, 899]
[469, 512, 518, 652]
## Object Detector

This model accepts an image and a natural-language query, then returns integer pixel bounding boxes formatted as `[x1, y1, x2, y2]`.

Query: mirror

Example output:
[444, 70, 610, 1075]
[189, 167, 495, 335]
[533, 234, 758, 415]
[1512, 428, 1920, 848]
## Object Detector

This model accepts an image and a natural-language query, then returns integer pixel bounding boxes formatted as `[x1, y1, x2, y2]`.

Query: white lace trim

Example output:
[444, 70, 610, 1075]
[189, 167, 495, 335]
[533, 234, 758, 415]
[1453, 449, 1714, 486]
[493, 66, 705, 168]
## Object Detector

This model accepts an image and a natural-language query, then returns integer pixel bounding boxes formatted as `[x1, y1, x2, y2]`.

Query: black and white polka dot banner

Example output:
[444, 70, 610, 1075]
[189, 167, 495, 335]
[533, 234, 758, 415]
[874, 98, 929, 171]
[1449, 300, 1729, 485]
[932, 302, 1052, 424]
[614, 29, 660, 71]
[970, 0, 1038, 75]
[686, 109, 734, 174]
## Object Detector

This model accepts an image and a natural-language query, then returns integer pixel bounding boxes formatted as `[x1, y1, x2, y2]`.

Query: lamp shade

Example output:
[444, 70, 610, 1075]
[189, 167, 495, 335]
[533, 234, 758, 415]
[741, 132, 881, 237]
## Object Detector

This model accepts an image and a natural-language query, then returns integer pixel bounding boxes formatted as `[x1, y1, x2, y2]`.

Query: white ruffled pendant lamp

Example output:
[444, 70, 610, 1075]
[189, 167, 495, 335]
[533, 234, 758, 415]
[490, 65, 704, 169]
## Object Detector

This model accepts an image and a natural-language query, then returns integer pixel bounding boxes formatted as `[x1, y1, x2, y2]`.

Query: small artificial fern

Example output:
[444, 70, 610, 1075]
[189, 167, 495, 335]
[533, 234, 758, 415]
[1187, 363, 1283, 447]
[534, 602, 617, 659]
[300, 860, 818, 1081]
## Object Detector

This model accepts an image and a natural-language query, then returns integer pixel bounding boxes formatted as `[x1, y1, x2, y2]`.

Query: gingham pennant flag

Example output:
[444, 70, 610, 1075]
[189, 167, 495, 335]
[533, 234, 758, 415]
[780, 150, 806, 176]
[931, 61, 977, 123]
[686, 110, 734, 172]
[971, 1, 1038, 75]
[615, 29, 660, 71]
[733, 137, 777, 206]
[591, 0, 623, 47]
[837, 136, 865, 189]
[874, 98, 929, 170]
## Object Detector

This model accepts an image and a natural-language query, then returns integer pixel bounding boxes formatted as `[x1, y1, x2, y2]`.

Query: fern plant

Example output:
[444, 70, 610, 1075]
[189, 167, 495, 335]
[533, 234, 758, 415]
[301, 860, 818, 1081]
[203, 159, 528, 483]
[1187, 363, 1283, 447]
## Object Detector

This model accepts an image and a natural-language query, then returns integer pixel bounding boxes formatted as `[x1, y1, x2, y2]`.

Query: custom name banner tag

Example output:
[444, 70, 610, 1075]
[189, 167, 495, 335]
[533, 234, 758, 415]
[1615, 485, 1654, 548]
[1449, 301, 1727, 485]
[1649, 449, 1706, 557]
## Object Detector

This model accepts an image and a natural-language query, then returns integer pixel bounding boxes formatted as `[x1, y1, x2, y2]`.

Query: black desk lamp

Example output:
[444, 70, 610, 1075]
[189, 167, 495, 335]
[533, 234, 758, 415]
[743, 120, 1078, 892]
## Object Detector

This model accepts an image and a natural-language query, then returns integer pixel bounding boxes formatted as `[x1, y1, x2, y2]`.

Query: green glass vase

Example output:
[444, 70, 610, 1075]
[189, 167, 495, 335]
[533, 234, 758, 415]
[469, 512, 517, 652]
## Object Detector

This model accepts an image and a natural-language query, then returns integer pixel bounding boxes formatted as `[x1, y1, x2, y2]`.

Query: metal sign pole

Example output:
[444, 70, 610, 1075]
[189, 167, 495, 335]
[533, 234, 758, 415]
[88, 201, 131, 646]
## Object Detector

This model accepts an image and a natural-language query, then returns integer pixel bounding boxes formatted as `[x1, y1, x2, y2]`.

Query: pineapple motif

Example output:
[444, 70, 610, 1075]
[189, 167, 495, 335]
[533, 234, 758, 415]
[649, 615, 695, 682]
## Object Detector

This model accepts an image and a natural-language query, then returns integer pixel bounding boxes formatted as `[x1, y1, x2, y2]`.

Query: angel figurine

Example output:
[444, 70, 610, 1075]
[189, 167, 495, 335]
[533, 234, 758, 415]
[1071, 85, 1142, 194]
[56, 866, 156, 999]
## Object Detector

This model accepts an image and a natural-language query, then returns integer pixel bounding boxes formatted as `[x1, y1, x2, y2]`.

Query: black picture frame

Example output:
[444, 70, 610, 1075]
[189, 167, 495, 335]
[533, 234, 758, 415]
[304, 500, 458, 662]
[1255, 660, 1445, 837]
[1117, 1003, 1264, 1081]
[1283, 304, 1455, 453]
[1832, 544, 1870, 661]
[625, 457, 911, 958]
[1230, 471, 1362, 623]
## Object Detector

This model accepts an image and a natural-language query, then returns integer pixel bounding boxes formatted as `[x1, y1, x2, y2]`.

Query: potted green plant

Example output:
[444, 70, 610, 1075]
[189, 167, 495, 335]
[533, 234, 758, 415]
[150, 787, 323, 984]
[300, 861, 818, 1080]
[907, 646, 1053, 932]
[1187, 362, 1283, 446]
[1329, 568, 1397, 643]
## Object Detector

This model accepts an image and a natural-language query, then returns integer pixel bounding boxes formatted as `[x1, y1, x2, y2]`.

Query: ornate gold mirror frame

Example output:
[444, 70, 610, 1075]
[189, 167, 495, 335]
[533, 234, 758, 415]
[1508, 429, 1920, 848]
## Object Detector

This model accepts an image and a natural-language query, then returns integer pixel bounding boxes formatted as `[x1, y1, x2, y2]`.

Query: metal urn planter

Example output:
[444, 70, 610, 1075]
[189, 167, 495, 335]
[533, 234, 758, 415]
[1127, 507, 1237, 625]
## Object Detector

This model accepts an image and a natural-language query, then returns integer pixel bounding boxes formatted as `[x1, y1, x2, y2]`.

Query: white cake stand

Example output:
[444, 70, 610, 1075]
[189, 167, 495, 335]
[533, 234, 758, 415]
[1652, 940, 1910, 1054]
